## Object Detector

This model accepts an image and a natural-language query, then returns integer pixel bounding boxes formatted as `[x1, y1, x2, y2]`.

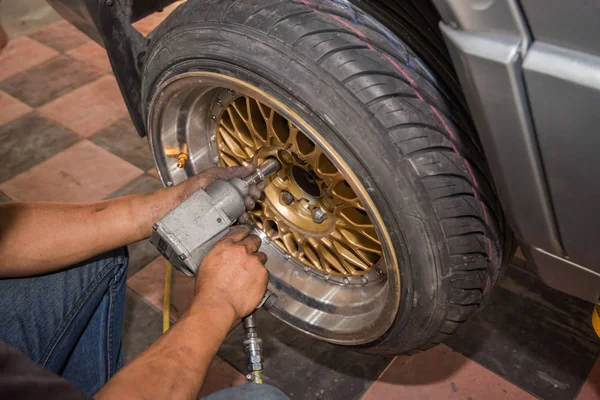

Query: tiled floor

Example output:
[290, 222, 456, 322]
[1, 6, 600, 400]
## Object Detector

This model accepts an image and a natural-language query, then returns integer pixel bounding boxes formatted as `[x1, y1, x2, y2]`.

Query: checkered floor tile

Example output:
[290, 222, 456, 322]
[1, 7, 599, 400]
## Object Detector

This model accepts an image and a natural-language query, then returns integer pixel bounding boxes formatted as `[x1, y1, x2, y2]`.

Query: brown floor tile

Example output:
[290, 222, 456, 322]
[124, 287, 244, 395]
[0, 90, 31, 126]
[123, 288, 245, 394]
[0, 36, 58, 81]
[29, 20, 89, 52]
[132, 1, 185, 36]
[514, 247, 525, 261]
[0, 191, 12, 203]
[0, 140, 142, 201]
[1, 0, 61, 39]
[38, 76, 128, 137]
[0, 55, 104, 107]
[107, 174, 163, 199]
[147, 167, 160, 179]
[66, 41, 112, 73]
[0, 112, 80, 183]
[107, 173, 163, 278]
[132, 14, 163, 37]
[91, 117, 156, 171]
[127, 257, 195, 322]
[123, 288, 163, 363]
[127, 239, 161, 278]
[199, 358, 247, 398]
[362, 345, 535, 400]
[578, 357, 600, 399]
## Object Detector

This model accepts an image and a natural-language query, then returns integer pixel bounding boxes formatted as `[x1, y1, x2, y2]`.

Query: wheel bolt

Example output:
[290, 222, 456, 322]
[312, 207, 328, 224]
[281, 191, 294, 205]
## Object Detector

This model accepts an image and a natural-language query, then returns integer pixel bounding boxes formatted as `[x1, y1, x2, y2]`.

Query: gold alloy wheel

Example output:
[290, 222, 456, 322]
[149, 71, 400, 345]
[216, 95, 383, 277]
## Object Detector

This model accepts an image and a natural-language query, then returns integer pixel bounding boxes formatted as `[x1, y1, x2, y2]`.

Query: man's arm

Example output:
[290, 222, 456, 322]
[0, 166, 259, 278]
[94, 225, 268, 400]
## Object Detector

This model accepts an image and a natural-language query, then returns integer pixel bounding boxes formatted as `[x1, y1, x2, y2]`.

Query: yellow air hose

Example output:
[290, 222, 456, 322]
[163, 261, 173, 333]
[592, 305, 600, 338]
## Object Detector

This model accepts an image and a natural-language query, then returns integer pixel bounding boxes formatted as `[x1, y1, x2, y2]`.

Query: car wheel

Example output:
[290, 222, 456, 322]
[141, 0, 510, 354]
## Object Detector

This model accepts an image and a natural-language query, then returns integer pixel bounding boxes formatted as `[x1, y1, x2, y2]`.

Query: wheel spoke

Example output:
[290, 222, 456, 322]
[267, 110, 289, 146]
[336, 207, 373, 229]
[338, 227, 382, 254]
[322, 245, 348, 275]
[220, 152, 241, 167]
[282, 232, 300, 257]
[218, 125, 251, 160]
[245, 97, 268, 148]
[226, 107, 255, 149]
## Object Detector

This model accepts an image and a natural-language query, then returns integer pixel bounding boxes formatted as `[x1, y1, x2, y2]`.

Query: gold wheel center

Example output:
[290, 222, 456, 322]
[216, 95, 382, 277]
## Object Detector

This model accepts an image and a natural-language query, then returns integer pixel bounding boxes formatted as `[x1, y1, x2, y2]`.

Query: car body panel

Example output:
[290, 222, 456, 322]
[432, 0, 564, 253]
[520, 0, 600, 58]
[434, 0, 600, 302]
[524, 42, 600, 270]
[438, 23, 564, 256]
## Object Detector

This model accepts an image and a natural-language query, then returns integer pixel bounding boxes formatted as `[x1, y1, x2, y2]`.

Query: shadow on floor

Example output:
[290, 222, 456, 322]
[446, 258, 600, 399]
[220, 259, 600, 400]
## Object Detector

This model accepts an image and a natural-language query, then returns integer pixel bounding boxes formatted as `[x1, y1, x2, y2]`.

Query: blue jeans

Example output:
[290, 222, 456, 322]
[0, 248, 129, 396]
[0, 248, 288, 399]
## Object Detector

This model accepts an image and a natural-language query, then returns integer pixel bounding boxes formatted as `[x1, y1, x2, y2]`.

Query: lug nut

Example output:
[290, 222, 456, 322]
[281, 191, 294, 205]
[312, 208, 328, 224]
[277, 150, 294, 164]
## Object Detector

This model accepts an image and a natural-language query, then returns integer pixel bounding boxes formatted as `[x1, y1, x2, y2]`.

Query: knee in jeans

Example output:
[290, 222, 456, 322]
[105, 247, 129, 280]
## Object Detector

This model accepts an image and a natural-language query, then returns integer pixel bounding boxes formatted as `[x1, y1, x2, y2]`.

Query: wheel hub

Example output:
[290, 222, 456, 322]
[216, 95, 383, 277]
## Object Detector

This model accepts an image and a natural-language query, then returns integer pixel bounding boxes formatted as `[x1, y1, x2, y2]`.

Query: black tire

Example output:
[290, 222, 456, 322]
[141, 0, 511, 354]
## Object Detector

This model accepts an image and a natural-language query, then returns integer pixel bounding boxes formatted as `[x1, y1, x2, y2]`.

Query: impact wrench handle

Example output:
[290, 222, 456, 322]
[242, 290, 276, 384]
[150, 160, 281, 383]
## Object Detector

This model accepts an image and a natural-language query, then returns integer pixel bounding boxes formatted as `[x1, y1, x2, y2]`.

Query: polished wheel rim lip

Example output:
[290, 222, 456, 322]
[147, 71, 400, 345]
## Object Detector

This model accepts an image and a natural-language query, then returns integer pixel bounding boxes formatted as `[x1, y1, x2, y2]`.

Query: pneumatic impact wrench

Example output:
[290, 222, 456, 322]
[150, 158, 281, 384]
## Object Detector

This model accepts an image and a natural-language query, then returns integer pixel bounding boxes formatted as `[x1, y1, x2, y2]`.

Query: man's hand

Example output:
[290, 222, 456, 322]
[95, 224, 269, 400]
[192, 225, 269, 321]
